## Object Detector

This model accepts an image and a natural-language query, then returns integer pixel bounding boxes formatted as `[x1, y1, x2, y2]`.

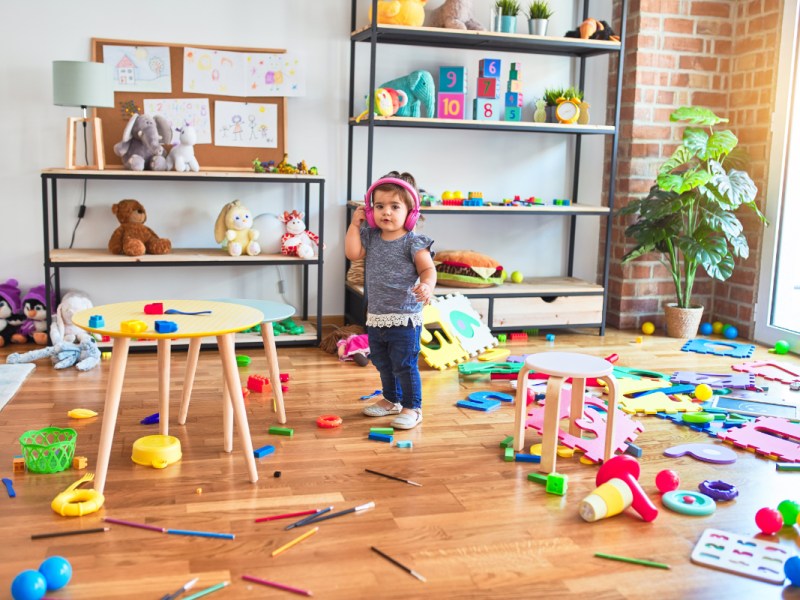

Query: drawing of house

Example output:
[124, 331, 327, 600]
[115, 55, 136, 85]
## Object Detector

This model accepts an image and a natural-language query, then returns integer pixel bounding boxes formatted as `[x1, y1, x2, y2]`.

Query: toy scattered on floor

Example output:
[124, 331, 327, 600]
[663, 442, 737, 464]
[619, 390, 700, 415]
[681, 338, 755, 358]
[108, 199, 172, 257]
[20, 427, 77, 473]
[12, 556, 72, 600]
[7, 338, 102, 371]
[316, 415, 342, 428]
[51, 472, 104, 517]
[430, 0, 485, 30]
[774, 340, 791, 355]
[692, 528, 789, 584]
[732, 360, 800, 385]
[269, 426, 294, 437]
[699, 322, 713, 335]
[670, 371, 755, 389]
[280, 209, 321, 259]
[114, 113, 171, 171]
[641, 322, 655, 335]
[597, 455, 657, 522]
[662, 490, 716, 516]
[165, 124, 200, 172]
[140, 412, 159, 425]
[2, 476, 15, 497]
[716, 417, 800, 462]
[131, 435, 182, 469]
[580, 477, 633, 522]
[786, 556, 800, 586]
[254, 444, 275, 458]
[723, 325, 738, 339]
[777, 499, 800, 526]
[528, 472, 568, 495]
[694, 383, 713, 401]
[72, 456, 88, 469]
[712, 321, 724, 334]
[698, 480, 738, 502]
[215, 199, 261, 257]
[756, 506, 785, 535]
[655, 469, 680, 494]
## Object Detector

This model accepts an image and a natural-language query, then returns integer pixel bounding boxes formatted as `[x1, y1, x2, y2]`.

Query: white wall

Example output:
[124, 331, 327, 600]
[1, 0, 610, 318]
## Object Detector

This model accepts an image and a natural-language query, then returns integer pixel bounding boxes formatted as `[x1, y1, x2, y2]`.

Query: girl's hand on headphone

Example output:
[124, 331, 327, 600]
[351, 206, 366, 227]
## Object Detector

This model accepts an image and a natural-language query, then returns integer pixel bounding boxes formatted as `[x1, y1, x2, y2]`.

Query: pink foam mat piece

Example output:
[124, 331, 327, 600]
[731, 361, 800, 385]
[716, 417, 800, 462]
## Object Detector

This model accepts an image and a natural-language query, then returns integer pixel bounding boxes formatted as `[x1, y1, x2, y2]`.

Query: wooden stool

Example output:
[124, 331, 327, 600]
[513, 352, 620, 474]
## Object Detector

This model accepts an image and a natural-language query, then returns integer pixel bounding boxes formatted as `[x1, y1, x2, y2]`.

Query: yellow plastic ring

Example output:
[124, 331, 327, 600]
[51, 489, 105, 517]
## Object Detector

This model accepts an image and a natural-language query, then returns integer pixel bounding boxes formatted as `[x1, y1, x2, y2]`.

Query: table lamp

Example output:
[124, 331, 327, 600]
[52, 60, 114, 170]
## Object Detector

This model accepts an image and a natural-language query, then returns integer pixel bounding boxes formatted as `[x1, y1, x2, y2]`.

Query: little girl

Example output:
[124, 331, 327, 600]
[344, 171, 436, 430]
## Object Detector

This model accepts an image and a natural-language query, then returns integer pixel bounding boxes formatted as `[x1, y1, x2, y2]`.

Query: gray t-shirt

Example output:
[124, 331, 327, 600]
[360, 226, 434, 327]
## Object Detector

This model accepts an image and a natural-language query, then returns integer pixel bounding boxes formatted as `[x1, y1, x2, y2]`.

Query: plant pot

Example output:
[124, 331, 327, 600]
[545, 106, 557, 123]
[528, 18, 548, 35]
[492, 14, 502, 32]
[664, 303, 704, 338]
[500, 16, 517, 33]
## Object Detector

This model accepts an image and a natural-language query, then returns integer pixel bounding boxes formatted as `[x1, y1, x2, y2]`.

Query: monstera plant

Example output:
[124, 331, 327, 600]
[619, 106, 766, 336]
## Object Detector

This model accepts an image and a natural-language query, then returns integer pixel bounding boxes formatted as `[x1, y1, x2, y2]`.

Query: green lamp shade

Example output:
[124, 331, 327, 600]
[52, 60, 114, 108]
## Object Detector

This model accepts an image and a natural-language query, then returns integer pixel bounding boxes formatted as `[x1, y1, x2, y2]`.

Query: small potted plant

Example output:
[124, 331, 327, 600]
[495, 0, 520, 33]
[527, 1, 553, 35]
[619, 106, 766, 337]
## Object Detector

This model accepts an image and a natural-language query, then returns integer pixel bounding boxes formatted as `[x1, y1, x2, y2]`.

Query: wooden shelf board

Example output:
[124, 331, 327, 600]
[347, 276, 603, 297]
[49, 248, 315, 265]
[347, 200, 609, 215]
[349, 116, 615, 135]
[41, 168, 324, 182]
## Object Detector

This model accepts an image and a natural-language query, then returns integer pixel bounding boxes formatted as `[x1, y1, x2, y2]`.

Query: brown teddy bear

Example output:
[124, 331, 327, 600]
[108, 199, 172, 256]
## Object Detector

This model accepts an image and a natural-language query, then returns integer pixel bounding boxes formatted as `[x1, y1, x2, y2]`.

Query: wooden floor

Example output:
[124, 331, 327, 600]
[1, 329, 799, 599]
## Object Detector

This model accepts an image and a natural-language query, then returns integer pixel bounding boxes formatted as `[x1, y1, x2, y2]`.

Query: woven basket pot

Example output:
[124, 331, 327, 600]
[664, 303, 704, 338]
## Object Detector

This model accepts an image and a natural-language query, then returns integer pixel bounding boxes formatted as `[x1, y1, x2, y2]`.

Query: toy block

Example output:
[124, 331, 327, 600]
[457, 397, 501, 411]
[13, 456, 25, 472]
[241, 387, 250, 398]
[236, 355, 251, 367]
[154, 320, 178, 334]
[120, 319, 147, 334]
[473, 98, 502, 121]
[508, 67, 520, 81]
[497, 334, 507, 343]
[505, 92, 523, 107]
[504, 106, 522, 121]
[528, 472, 547, 484]
[478, 58, 501, 78]
[101, 335, 111, 342]
[88, 315, 105, 328]
[144, 302, 164, 315]
[545, 472, 568, 495]
[438, 92, 465, 119]
[370, 427, 394, 435]
[72, 456, 88, 469]
[254, 444, 275, 458]
[140, 412, 159, 425]
[507, 79, 523, 93]
[101, 351, 111, 360]
[624, 442, 643, 458]
[515, 453, 541, 463]
[369, 432, 393, 443]
[396, 440, 413, 448]
[504, 447, 515, 461]
[476, 77, 499, 98]
[509, 332, 528, 342]
[546, 334, 555, 342]
[510, 62, 522, 74]
[269, 426, 294, 437]
[500, 435, 514, 448]
[247, 374, 269, 392]
[440, 66, 466, 93]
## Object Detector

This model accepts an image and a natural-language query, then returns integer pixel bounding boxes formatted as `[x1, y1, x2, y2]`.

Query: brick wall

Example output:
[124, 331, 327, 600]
[604, 0, 782, 337]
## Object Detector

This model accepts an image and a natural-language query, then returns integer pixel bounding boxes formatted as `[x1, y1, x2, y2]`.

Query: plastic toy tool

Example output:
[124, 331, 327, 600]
[594, 455, 658, 522]
[2, 477, 15, 498]
[164, 309, 212, 315]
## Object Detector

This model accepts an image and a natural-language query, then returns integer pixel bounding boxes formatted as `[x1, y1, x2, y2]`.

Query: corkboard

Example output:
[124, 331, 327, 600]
[91, 38, 287, 170]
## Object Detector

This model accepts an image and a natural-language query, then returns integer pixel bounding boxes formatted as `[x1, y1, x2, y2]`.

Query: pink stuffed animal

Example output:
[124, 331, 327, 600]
[280, 210, 320, 259]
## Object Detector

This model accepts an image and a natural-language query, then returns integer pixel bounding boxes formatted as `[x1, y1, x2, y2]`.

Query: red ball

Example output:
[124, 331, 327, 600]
[755, 507, 783, 535]
[655, 469, 680, 494]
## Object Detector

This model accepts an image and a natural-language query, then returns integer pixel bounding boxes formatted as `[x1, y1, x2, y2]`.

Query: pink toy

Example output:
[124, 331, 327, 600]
[716, 417, 800, 462]
[663, 442, 738, 464]
[595, 455, 658, 522]
[280, 210, 320, 259]
[731, 360, 800, 385]
[655, 469, 680, 494]
[755, 507, 783, 535]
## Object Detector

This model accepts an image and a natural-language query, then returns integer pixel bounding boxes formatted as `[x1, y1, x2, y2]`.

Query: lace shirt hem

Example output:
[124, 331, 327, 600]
[365, 312, 423, 328]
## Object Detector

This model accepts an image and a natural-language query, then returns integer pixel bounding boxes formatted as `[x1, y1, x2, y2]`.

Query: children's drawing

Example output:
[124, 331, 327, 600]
[103, 45, 172, 93]
[143, 98, 212, 144]
[183, 47, 245, 96]
[214, 101, 277, 148]
[248, 52, 305, 96]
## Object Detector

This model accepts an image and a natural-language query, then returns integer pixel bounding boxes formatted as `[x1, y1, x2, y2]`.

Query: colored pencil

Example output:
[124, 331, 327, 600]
[255, 508, 318, 523]
[102, 517, 166, 532]
[160, 577, 199, 600]
[242, 574, 312, 596]
[303, 501, 375, 525]
[594, 552, 670, 569]
[166, 528, 235, 540]
[272, 526, 319, 557]
[365, 468, 422, 487]
[31, 526, 109, 540]
[285, 506, 332, 530]
[182, 581, 229, 600]
[777, 463, 800, 471]
[370, 546, 427, 582]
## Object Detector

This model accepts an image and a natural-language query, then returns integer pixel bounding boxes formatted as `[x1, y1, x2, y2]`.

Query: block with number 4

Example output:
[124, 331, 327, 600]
[439, 92, 465, 119]
[505, 92, 523, 107]
[473, 98, 502, 121]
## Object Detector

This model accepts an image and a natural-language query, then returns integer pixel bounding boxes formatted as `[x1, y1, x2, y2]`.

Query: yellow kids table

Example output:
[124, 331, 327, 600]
[72, 299, 264, 494]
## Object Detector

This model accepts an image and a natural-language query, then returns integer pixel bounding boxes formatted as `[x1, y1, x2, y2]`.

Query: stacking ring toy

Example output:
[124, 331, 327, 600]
[682, 412, 714, 424]
[698, 480, 739, 501]
[51, 489, 105, 517]
[662, 490, 716, 516]
[316, 414, 342, 428]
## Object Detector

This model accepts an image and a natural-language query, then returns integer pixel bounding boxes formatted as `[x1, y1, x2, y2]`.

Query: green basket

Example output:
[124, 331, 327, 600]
[19, 427, 77, 473]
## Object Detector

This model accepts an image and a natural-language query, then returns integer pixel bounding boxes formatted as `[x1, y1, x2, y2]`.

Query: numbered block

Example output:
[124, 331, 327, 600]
[508, 68, 520, 81]
[478, 58, 502, 79]
[476, 77, 499, 98]
[473, 98, 502, 121]
[440, 66, 467, 93]
[507, 79, 523, 93]
[504, 106, 522, 121]
[510, 62, 522, 74]
[438, 92, 465, 120]
[505, 92, 523, 107]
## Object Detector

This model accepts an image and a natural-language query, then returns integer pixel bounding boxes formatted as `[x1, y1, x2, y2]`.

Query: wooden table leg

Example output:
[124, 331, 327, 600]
[94, 337, 131, 495]
[513, 364, 532, 452]
[217, 333, 258, 483]
[601, 374, 620, 462]
[261, 322, 286, 424]
[569, 377, 586, 437]
[178, 337, 203, 425]
[222, 378, 233, 453]
[540, 375, 566, 474]
[157, 338, 171, 436]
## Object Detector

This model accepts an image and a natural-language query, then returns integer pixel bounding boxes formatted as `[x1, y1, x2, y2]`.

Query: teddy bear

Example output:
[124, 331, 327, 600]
[0, 278, 23, 347]
[214, 199, 261, 257]
[280, 210, 320, 259]
[166, 124, 200, 172]
[12, 284, 55, 345]
[50, 290, 94, 345]
[108, 199, 172, 257]
[369, 0, 427, 27]
[430, 0, 485, 30]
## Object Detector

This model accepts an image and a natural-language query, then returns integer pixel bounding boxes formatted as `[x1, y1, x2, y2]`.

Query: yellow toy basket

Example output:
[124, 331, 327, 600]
[19, 427, 77, 473]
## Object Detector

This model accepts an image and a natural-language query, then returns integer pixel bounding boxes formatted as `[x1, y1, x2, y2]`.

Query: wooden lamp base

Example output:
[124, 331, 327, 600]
[66, 116, 106, 170]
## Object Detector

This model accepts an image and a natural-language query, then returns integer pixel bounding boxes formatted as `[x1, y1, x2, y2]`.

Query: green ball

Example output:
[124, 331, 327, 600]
[511, 271, 524, 283]
[778, 499, 800, 526]
[775, 340, 790, 355]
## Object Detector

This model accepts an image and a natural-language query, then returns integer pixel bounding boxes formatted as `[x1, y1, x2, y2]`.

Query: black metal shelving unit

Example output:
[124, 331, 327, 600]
[345, 1, 626, 335]
[41, 169, 325, 348]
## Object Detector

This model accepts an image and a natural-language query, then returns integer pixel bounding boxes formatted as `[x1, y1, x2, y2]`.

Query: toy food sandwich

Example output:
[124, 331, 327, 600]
[434, 250, 504, 288]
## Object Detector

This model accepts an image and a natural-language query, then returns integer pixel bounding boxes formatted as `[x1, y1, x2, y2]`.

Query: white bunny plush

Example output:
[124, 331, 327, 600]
[280, 210, 321, 259]
[50, 290, 94, 345]
[166, 125, 200, 172]
[214, 199, 261, 257]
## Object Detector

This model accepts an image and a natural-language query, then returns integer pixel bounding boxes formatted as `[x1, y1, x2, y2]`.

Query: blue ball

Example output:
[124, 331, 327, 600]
[723, 326, 738, 340]
[699, 322, 713, 335]
[38, 556, 72, 591]
[10, 570, 46, 600]
[786, 555, 800, 586]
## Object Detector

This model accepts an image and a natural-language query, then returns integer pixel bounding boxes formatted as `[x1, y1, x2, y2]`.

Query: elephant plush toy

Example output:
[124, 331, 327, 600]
[380, 70, 436, 118]
[114, 114, 172, 171]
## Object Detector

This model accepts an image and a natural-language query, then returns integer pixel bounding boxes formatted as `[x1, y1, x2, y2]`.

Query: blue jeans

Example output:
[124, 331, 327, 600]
[367, 325, 422, 410]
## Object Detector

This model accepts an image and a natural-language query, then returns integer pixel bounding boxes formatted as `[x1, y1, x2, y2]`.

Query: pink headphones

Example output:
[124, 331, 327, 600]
[364, 177, 421, 231]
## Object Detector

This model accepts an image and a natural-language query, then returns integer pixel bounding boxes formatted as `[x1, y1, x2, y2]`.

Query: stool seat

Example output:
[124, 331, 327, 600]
[525, 352, 613, 379]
